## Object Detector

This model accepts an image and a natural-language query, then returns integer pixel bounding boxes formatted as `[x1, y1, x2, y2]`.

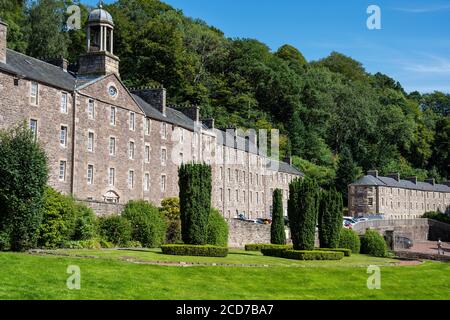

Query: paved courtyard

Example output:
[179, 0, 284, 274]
[405, 240, 449, 255]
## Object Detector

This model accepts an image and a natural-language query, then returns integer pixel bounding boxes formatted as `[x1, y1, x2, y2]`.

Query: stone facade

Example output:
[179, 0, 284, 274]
[348, 171, 450, 219]
[0, 20, 6, 63]
[0, 9, 302, 218]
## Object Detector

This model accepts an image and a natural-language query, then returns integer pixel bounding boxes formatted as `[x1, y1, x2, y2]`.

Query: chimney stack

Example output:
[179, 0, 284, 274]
[131, 87, 166, 116]
[387, 172, 400, 182]
[0, 19, 7, 64]
[425, 178, 435, 186]
[367, 170, 379, 178]
[405, 176, 418, 184]
[178, 105, 200, 123]
[43, 56, 69, 72]
[202, 118, 215, 129]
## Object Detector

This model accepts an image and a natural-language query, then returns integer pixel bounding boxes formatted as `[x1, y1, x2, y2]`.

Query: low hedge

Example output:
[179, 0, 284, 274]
[262, 248, 344, 260]
[245, 244, 292, 251]
[283, 250, 344, 261]
[315, 248, 352, 257]
[161, 244, 228, 257]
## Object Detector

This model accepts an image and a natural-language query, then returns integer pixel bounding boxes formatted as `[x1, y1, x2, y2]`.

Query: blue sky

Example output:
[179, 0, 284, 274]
[84, 0, 450, 93]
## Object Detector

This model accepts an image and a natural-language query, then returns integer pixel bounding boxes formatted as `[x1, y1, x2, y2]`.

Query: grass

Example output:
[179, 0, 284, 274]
[0, 249, 449, 300]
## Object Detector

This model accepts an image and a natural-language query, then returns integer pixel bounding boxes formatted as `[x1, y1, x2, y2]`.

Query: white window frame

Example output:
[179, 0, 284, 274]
[161, 147, 167, 166]
[87, 99, 95, 119]
[144, 173, 150, 191]
[110, 106, 116, 126]
[59, 160, 66, 181]
[29, 119, 38, 138]
[161, 123, 168, 139]
[161, 174, 166, 192]
[109, 168, 115, 187]
[60, 125, 68, 147]
[129, 112, 135, 131]
[30, 82, 38, 105]
[87, 165, 94, 185]
[88, 131, 94, 152]
[128, 170, 134, 189]
[109, 137, 116, 156]
[129, 141, 135, 160]
[145, 144, 151, 163]
[60, 92, 68, 113]
[145, 118, 151, 135]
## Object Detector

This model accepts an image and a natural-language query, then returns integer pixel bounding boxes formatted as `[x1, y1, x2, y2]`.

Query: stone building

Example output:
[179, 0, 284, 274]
[348, 170, 450, 219]
[0, 8, 302, 218]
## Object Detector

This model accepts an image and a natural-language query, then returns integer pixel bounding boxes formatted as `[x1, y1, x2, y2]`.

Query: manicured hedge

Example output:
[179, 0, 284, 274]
[245, 244, 292, 251]
[262, 247, 344, 260]
[161, 244, 228, 257]
[271, 189, 286, 244]
[360, 229, 387, 257]
[207, 208, 229, 247]
[339, 228, 361, 254]
[282, 250, 344, 261]
[315, 247, 351, 257]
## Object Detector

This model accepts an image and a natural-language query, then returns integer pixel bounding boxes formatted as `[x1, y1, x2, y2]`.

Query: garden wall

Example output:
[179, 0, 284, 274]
[77, 199, 124, 217]
[227, 219, 271, 248]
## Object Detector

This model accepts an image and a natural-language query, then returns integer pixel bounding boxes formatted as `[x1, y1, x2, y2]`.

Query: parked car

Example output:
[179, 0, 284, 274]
[343, 216, 358, 224]
[355, 217, 368, 222]
[395, 236, 413, 249]
[343, 220, 353, 229]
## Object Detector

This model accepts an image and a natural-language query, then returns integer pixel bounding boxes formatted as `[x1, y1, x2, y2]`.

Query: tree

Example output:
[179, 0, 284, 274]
[178, 163, 212, 245]
[288, 178, 319, 250]
[160, 197, 181, 244]
[318, 188, 343, 248]
[335, 147, 359, 206]
[270, 189, 286, 245]
[0, 124, 48, 251]
[275, 44, 307, 74]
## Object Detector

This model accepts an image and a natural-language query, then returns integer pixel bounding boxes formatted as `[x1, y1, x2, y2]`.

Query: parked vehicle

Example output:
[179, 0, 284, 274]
[395, 236, 413, 249]
[343, 220, 353, 229]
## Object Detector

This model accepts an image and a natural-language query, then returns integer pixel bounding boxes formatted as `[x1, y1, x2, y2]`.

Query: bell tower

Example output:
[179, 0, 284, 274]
[78, 5, 120, 77]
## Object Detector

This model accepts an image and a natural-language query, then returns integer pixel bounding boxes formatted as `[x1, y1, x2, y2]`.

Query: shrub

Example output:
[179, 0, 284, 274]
[0, 124, 48, 251]
[63, 239, 102, 249]
[339, 228, 361, 254]
[261, 247, 290, 258]
[99, 215, 132, 247]
[282, 250, 344, 260]
[245, 244, 292, 251]
[360, 229, 387, 257]
[207, 208, 229, 246]
[161, 244, 228, 257]
[271, 189, 286, 245]
[122, 200, 166, 248]
[288, 178, 320, 250]
[178, 163, 212, 245]
[160, 198, 182, 244]
[422, 211, 450, 224]
[315, 247, 351, 257]
[72, 204, 98, 241]
[0, 231, 10, 251]
[126, 240, 142, 248]
[318, 188, 343, 248]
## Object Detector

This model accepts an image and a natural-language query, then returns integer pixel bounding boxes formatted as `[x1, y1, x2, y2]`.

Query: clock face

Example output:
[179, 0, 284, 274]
[108, 86, 117, 97]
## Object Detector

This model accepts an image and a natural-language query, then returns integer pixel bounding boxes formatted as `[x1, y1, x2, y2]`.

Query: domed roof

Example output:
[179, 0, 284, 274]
[88, 7, 114, 26]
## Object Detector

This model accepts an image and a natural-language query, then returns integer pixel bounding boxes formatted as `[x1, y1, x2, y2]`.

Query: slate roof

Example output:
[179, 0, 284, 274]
[0, 49, 76, 91]
[350, 175, 450, 193]
[0, 48, 303, 176]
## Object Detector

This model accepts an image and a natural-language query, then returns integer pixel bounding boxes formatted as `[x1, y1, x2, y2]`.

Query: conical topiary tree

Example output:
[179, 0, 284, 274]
[178, 163, 212, 245]
[271, 189, 286, 245]
[318, 188, 343, 248]
[288, 178, 320, 250]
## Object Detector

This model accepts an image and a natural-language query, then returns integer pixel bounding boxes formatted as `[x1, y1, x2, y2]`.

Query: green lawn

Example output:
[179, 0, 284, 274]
[0, 249, 449, 300]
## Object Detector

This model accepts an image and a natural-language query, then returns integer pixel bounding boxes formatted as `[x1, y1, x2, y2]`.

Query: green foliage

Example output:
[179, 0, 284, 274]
[160, 197, 182, 244]
[318, 188, 343, 248]
[178, 163, 212, 245]
[315, 248, 351, 257]
[245, 244, 292, 251]
[72, 204, 97, 241]
[207, 208, 229, 246]
[422, 211, 450, 224]
[99, 215, 133, 247]
[0, 124, 48, 251]
[63, 239, 102, 250]
[161, 244, 228, 257]
[292, 156, 335, 188]
[122, 200, 166, 248]
[288, 178, 320, 250]
[270, 189, 286, 245]
[261, 247, 344, 260]
[339, 228, 361, 254]
[360, 230, 387, 257]
[335, 147, 360, 205]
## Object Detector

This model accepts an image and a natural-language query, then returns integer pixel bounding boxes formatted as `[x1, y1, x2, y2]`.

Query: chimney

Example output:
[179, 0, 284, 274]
[425, 178, 435, 186]
[284, 156, 293, 166]
[404, 176, 417, 184]
[176, 105, 200, 123]
[387, 172, 400, 182]
[131, 87, 166, 116]
[202, 118, 215, 129]
[0, 19, 7, 63]
[42, 56, 69, 72]
[367, 170, 379, 178]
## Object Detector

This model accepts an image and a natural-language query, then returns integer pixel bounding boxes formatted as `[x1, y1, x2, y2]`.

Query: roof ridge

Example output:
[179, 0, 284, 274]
[7, 49, 70, 73]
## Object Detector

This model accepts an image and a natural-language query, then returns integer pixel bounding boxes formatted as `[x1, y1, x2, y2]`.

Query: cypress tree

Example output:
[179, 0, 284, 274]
[178, 163, 212, 245]
[270, 189, 286, 244]
[288, 178, 320, 250]
[318, 188, 343, 248]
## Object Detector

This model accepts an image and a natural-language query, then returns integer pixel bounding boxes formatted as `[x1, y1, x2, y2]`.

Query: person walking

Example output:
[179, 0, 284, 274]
[437, 239, 444, 255]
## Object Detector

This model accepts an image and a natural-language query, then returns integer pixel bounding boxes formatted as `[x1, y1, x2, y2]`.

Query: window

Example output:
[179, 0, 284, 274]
[29, 119, 38, 138]
[179, 152, 184, 164]
[235, 169, 239, 182]
[179, 128, 184, 143]
[368, 198, 374, 206]
[144, 173, 150, 191]
[256, 192, 259, 204]
[129, 141, 135, 159]
[110, 107, 116, 125]
[60, 93, 67, 113]
[250, 191, 253, 203]
[109, 137, 116, 156]
[109, 168, 115, 186]
[219, 188, 223, 202]
[88, 99, 95, 119]
[129, 112, 135, 131]
[88, 132, 94, 152]
[243, 190, 246, 203]
[236, 189, 239, 202]
[228, 189, 231, 202]
[220, 167, 223, 180]
[59, 161, 66, 181]
[145, 145, 150, 163]
[145, 118, 151, 135]
[30, 82, 38, 105]
[228, 168, 231, 181]
[161, 175, 166, 192]
[60, 126, 67, 147]
[161, 123, 168, 139]
[87, 165, 94, 185]
[128, 170, 134, 189]
[161, 148, 167, 165]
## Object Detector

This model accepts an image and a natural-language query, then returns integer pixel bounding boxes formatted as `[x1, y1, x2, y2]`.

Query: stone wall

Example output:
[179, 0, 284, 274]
[394, 250, 450, 262]
[227, 219, 271, 248]
[79, 199, 124, 216]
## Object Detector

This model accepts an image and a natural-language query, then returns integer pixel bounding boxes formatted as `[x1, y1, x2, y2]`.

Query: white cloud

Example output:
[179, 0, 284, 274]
[403, 55, 450, 74]
[392, 4, 450, 13]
